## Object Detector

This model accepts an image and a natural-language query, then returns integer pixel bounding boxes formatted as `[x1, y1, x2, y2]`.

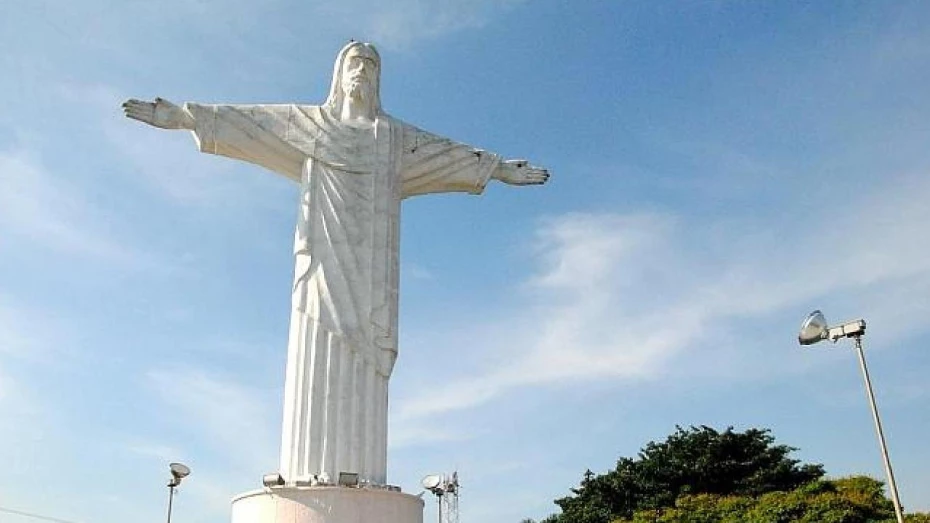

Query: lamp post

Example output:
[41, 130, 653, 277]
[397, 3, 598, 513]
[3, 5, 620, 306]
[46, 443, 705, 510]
[166, 462, 191, 523]
[798, 310, 904, 523]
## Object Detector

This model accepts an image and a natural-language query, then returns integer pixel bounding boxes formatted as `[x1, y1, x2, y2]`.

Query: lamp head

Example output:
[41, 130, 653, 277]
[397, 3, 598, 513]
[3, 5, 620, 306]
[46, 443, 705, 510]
[798, 310, 828, 345]
[170, 462, 191, 480]
[421, 474, 445, 495]
[421, 474, 441, 490]
[262, 473, 285, 487]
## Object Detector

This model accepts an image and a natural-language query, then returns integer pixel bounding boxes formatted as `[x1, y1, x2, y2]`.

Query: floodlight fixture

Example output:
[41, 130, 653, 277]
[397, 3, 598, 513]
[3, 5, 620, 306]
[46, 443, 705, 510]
[796, 310, 904, 523]
[421, 472, 460, 523]
[421, 474, 443, 494]
[165, 462, 191, 523]
[798, 310, 828, 344]
[167, 462, 191, 488]
[338, 472, 359, 487]
[262, 473, 285, 487]
[799, 310, 866, 345]
[170, 463, 191, 481]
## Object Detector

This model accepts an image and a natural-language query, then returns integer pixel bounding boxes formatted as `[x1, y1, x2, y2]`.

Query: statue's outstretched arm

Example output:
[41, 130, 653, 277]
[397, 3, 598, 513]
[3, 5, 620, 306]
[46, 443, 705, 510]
[122, 99, 303, 181]
[492, 159, 550, 186]
[122, 97, 195, 130]
[401, 123, 550, 197]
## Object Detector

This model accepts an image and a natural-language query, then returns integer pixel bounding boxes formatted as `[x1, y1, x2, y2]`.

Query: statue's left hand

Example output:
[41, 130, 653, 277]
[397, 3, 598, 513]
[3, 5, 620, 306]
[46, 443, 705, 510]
[494, 159, 550, 186]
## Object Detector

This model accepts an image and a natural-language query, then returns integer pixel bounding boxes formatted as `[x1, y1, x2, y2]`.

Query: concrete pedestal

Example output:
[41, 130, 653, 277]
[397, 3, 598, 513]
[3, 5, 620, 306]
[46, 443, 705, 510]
[231, 486, 424, 523]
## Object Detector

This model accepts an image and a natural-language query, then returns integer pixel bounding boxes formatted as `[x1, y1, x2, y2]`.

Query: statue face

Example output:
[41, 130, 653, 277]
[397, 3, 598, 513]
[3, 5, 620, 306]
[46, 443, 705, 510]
[340, 47, 379, 101]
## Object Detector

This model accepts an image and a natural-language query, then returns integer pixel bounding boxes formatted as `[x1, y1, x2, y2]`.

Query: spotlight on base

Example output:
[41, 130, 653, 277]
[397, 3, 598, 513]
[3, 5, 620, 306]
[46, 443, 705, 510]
[338, 472, 359, 487]
[262, 473, 285, 487]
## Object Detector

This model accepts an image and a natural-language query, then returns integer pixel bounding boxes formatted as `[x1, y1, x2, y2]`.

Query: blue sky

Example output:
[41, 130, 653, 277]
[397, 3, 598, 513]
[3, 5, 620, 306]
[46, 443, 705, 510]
[1, 1, 929, 522]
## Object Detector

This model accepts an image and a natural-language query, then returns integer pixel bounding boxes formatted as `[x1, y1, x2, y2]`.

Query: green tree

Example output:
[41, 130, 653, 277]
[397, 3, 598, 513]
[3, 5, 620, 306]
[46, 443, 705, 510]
[548, 426, 824, 523]
[622, 476, 896, 523]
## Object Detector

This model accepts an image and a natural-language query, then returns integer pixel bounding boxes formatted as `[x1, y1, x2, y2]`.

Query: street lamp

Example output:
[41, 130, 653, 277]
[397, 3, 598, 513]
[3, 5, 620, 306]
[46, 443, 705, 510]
[166, 462, 191, 523]
[797, 310, 904, 523]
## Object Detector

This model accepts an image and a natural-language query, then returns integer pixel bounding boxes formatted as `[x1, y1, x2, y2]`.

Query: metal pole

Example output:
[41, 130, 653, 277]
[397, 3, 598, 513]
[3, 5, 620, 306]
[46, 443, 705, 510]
[853, 336, 905, 523]
[166, 484, 176, 523]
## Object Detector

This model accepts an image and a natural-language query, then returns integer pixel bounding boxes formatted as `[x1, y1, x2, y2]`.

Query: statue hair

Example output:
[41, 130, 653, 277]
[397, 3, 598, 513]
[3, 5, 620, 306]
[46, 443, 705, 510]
[324, 41, 382, 114]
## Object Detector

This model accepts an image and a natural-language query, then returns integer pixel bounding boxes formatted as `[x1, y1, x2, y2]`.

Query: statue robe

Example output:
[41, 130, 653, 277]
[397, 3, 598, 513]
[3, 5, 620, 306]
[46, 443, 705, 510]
[184, 103, 500, 485]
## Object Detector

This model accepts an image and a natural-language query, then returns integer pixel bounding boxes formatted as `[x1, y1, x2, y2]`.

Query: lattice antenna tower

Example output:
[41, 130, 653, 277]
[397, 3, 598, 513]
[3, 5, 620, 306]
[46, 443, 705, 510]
[421, 471, 459, 523]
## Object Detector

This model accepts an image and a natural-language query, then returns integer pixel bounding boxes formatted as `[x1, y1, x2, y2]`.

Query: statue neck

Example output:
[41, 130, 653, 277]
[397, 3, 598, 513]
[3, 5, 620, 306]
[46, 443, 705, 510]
[339, 96, 376, 125]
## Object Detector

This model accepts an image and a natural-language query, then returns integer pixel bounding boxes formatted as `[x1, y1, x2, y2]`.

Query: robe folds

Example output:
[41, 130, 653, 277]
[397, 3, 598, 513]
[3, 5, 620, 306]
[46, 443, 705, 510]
[184, 103, 500, 485]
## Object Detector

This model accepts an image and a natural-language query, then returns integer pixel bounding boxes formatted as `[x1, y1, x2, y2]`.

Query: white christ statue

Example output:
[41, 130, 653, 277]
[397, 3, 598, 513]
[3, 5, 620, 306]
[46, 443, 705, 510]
[123, 41, 548, 487]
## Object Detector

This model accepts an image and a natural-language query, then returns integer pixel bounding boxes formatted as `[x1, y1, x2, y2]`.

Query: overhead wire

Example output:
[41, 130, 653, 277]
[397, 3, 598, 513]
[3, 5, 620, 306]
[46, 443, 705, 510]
[0, 506, 83, 523]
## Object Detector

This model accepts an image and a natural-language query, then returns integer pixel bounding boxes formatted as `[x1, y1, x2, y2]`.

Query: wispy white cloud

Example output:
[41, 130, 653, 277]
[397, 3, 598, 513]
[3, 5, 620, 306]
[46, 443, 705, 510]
[0, 297, 44, 359]
[395, 170, 930, 426]
[390, 420, 477, 449]
[142, 367, 281, 519]
[398, 212, 685, 422]
[127, 442, 185, 463]
[52, 83, 293, 211]
[317, 0, 529, 49]
[147, 367, 278, 473]
[0, 148, 142, 264]
[0, 315, 62, 516]
[404, 263, 435, 281]
[0, 294, 78, 370]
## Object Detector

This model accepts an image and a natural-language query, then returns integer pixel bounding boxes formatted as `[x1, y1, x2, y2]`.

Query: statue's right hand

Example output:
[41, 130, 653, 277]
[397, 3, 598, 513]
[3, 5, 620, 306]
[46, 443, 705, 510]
[121, 97, 194, 130]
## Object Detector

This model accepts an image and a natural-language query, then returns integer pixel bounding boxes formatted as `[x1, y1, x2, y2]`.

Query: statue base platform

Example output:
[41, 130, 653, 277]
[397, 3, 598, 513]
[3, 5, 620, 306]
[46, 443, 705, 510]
[230, 486, 424, 523]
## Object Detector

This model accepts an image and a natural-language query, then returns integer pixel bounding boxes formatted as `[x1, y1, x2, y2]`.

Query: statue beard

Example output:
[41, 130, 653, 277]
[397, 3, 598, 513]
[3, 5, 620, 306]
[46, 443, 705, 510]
[343, 76, 371, 103]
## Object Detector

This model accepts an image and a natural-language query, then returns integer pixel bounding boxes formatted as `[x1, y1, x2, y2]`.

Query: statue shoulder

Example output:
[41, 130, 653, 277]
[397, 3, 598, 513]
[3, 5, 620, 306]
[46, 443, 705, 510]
[291, 104, 323, 119]
[397, 120, 453, 152]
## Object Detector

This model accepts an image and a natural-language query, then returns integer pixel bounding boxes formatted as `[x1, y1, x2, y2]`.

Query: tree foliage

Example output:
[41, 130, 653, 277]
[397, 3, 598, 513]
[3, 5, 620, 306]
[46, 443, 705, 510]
[622, 476, 896, 523]
[548, 426, 825, 523]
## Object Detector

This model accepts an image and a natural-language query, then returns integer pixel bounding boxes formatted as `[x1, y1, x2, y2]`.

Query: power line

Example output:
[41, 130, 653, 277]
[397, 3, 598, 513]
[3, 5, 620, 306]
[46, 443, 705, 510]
[0, 506, 83, 523]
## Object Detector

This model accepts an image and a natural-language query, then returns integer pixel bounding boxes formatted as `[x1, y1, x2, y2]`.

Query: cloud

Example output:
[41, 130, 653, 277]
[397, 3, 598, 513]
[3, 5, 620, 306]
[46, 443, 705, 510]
[126, 442, 185, 463]
[142, 367, 284, 520]
[0, 297, 44, 359]
[317, 0, 528, 49]
[0, 147, 143, 265]
[0, 294, 78, 370]
[390, 422, 475, 449]
[403, 263, 435, 281]
[395, 170, 930, 426]
[147, 367, 278, 472]
[50, 83, 291, 211]
[0, 307, 61, 509]
[397, 212, 686, 421]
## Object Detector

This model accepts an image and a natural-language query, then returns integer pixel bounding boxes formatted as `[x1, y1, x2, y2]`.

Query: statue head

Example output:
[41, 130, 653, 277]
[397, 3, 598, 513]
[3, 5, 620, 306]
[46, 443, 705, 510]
[325, 41, 382, 115]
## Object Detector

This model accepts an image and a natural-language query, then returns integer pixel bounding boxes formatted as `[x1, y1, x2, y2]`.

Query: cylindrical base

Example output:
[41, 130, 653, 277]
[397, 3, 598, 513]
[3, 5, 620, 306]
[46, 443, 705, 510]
[231, 486, 424, 523]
